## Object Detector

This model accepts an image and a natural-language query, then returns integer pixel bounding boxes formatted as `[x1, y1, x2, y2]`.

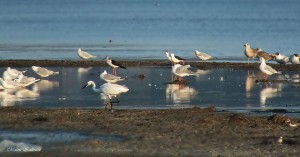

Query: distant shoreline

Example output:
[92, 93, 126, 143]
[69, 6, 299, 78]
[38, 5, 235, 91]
[0, 60, 299, 71]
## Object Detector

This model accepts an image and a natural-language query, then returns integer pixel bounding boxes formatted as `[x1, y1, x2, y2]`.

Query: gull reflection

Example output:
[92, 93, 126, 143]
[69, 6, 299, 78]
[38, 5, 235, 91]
[0, 90, 18, 106]
[166, 84, 197, 104]
[0, 88, 40, 106]
[195, 69, 211, 80]
[260, 83, 281, 106]
[78, 67, 93, 73]
[245, 70, 257, 98]
[32, 80, 59, 93]
[291, 74, 300, 83]
[15, 89, 40, 99]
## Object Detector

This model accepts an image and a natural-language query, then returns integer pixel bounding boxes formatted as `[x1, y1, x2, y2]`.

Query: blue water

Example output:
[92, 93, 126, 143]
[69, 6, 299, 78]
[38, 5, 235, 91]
[0, 0, 300, 60]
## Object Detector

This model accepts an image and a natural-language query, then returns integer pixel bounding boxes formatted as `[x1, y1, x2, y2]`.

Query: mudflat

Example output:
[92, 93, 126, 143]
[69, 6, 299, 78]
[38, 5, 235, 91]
[0, 107, 299, 157]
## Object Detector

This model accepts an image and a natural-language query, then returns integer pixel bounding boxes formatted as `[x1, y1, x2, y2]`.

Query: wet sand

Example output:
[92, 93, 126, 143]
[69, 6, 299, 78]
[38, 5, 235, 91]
[0, 60, 300, 156]
[0, 107, 299, 157]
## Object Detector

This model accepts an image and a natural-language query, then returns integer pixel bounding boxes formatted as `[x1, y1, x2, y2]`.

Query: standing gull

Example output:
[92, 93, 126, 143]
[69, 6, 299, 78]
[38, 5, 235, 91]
[195, 50, 214, 61]
[32, 66, 59, 78]
[259, 57, 280, 80]
[105, 56, 126, 75]
[244, 43, 259, 64]
[290, 54, 299, 64]
[170, 53, 186, 65]
[81, 81, 129, 109]
[172, 64, 199, 82]
[273, 52, 289, 65]
[78, 48, 96, 60]
[100, 70, 124, 83]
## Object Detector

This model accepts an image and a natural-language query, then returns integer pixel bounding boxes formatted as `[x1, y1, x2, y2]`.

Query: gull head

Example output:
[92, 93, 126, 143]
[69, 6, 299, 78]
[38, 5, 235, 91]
[102, 70, 107, 74]
[259, 57, 266, 63]
[105, 56, 111, 61]
[81, 81, 94, 89]
[244, 42, 250, 47]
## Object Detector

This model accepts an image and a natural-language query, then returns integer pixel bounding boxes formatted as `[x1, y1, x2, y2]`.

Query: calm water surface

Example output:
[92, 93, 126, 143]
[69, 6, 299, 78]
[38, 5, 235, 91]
[0, 0, 300, 60]
[1, 67, 299, 116]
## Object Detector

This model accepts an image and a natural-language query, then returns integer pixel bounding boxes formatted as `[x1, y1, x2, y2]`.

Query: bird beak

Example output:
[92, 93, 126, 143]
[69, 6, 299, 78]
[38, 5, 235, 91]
[81, 84, 88, 90]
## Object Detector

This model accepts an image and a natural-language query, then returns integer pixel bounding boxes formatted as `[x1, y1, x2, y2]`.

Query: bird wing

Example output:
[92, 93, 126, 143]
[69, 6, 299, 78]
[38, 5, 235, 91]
[175, 55, 186, 60]
[35, 67, 53, 76]
[80, 50, 95, 58]
[102, 83, 128, 96]
[197, 51, 210, 58]
[264, 64, 278, 74]
[257, 51, 274, 60]
[111, 60, 126, 69]
[102, 73, 122, 81]
[176, 65, 191, 75]
[195, 51, 213, 60]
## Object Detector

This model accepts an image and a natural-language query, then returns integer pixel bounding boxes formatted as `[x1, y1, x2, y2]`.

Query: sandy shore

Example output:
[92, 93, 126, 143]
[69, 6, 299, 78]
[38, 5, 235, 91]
[0, 60, 300, 156]
[0, 107, 299, 157]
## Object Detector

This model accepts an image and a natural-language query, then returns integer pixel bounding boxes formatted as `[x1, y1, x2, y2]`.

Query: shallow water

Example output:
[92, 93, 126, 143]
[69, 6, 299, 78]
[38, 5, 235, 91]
[0, 130, 129, 153]
[0, 0, 300, 60]
[0, 66, 299, 116]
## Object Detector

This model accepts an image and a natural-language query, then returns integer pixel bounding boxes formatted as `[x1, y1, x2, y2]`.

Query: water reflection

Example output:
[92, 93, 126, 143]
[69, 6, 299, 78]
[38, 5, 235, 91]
[32, 80, 59, 93]
[166, 84, 197, 104]
[15, 89, 40, 99]
[245, 70, 256, 98]
[259, 83, 281, 106]
[0, 90, 17, 106]
[0, 88, 40, 106]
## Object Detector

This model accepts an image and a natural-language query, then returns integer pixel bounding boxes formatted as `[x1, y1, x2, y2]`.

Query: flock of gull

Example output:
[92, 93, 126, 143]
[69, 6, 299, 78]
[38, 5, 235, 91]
[0, 66, 59, 105]
[0, 43, 299, 108]
[78, 43, 299, 108]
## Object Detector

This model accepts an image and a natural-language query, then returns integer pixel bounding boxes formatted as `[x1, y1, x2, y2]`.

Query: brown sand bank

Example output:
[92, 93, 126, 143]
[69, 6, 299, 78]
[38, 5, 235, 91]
[0, 59, 299, 71]
[0, 107, 299, 157]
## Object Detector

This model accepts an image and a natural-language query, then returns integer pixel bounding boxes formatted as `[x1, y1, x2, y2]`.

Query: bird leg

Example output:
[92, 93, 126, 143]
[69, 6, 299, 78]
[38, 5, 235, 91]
[110, 97, 119, 104]
[178, 77, 182, 83]
[264, 75, 268, 80]
[105, 102, 112, 110]
[113, 68, 116, 75]
[179, 83, 184, 89]
[104, 96, 113, 110]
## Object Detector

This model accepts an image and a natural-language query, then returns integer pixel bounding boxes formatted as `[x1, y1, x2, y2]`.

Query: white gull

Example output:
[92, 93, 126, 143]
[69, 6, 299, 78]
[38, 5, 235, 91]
[77, 48, 96, 60]
[195, 50, 214, 61]
[100, 70, 124, 83]
[32, 66, 59, 78]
